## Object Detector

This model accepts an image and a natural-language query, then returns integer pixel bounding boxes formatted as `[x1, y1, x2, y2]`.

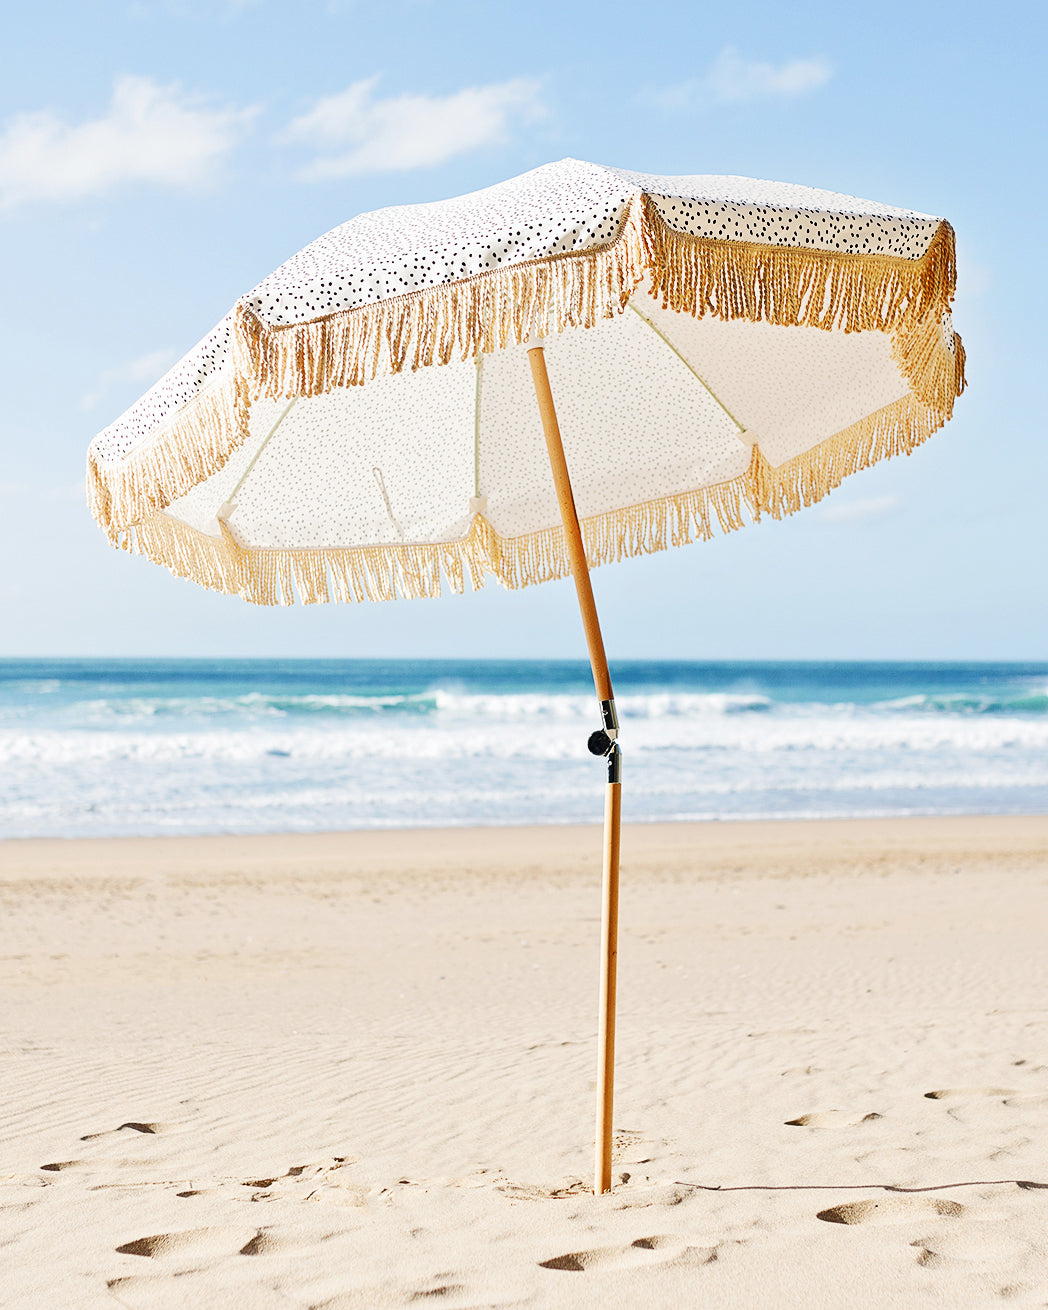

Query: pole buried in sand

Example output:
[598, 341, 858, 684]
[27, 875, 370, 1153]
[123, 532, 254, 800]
[527, 343, 622, 1196]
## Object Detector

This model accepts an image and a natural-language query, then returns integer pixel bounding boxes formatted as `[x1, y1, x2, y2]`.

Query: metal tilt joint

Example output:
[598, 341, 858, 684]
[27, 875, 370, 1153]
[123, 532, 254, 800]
[588, 698, 623, 784]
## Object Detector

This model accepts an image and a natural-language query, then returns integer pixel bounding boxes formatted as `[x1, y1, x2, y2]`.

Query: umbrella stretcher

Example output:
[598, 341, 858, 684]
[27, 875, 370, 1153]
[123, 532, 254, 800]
[87, 159, 965, 1193]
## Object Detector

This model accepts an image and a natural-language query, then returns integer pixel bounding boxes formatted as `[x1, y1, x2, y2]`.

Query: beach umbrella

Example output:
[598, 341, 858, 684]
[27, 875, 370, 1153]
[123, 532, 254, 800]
[87, 158, 965, 1194]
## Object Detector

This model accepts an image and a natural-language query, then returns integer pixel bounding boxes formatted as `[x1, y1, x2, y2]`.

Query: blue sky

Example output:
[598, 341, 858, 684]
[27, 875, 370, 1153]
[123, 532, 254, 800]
[0, 0, 1044, 659]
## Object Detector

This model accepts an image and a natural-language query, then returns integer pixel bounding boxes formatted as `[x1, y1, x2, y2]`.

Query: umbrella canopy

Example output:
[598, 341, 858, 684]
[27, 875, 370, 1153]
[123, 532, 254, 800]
[88, 158, 964, 605]
[86, 157, 965, 1196]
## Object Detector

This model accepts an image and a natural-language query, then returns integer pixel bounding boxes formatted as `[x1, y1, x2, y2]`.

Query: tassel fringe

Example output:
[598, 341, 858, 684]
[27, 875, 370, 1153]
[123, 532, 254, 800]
[642, 200, 958, 337]
[113, 392, 939, 606]
[88, 373, 250, 533]
[89, 195, 964, 560]
[641, 201, 965, 421]
[748, 395, 939, 520]
[891, 307, 967, 415]
[233, 197, 647, 399]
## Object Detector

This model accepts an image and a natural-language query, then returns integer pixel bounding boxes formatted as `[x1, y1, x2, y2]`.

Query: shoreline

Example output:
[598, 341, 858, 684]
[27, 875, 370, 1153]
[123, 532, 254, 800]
[3, 812, 1046, 884]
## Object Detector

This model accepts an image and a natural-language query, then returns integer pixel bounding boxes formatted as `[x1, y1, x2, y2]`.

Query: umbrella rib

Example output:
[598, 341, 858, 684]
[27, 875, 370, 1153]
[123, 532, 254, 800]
[627, 303, 749, 436]
[226, 396, 299, 505]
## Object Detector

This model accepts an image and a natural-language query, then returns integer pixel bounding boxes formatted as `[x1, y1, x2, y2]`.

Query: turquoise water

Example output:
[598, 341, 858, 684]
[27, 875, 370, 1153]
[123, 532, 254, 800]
[1, 659, 1046, 837]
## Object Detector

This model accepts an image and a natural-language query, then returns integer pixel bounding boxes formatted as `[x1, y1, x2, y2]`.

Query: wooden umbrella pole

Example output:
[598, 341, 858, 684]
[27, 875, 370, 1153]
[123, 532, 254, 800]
[528, 344, 622, 1196]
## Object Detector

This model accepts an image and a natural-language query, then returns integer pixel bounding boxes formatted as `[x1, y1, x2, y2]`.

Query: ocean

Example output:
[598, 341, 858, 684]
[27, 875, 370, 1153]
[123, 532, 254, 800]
[0, 659, 1046, 839]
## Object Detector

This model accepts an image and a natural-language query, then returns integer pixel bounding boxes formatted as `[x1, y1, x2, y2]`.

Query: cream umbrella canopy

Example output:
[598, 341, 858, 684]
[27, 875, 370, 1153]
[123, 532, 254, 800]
[87, 157, 965, 1194]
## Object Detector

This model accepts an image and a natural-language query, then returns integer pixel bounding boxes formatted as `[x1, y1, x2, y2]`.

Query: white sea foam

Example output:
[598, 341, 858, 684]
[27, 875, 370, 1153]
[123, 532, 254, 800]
[2, 663, 1046, 837]
[2, 706, 1047, 766]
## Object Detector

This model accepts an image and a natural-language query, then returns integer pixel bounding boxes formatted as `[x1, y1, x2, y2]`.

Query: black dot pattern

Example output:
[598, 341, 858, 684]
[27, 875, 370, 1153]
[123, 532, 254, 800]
[92, 312, 234, 465]
[90, 158, 944, 468]
[241, 158, 632, 327]
[610, 168, 940, 259]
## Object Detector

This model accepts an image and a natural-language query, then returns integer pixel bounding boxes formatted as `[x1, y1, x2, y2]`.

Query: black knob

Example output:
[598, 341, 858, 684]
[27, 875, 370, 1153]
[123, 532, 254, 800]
[588, 729, 612, 756]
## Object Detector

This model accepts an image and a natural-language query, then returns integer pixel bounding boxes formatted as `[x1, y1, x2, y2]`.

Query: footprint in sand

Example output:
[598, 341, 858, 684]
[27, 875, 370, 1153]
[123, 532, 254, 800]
[238, 1228, 314, 1256]
[539, 1235, 713, 1272]
[80, 1121, 173, 1140]
[116, 1224, 316, 1260]
[116, 1227, 260, 1259]
[40, 1159, 141, 1172]
[924, 1088, 1018, 1101]
[43, 1123, 178, 1172]
[785, 1110, 883, 1128]
[817, 1197, 965, 1226]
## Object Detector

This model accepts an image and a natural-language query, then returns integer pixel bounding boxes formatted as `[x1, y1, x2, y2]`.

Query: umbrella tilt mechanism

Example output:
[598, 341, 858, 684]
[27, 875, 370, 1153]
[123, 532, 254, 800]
[527, 343, 622, 1196]
[588, 698, 620, 760]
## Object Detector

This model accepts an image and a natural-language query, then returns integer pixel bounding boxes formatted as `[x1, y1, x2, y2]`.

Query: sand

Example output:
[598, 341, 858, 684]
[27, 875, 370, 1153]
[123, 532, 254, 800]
[3, 814, 1048, 1308]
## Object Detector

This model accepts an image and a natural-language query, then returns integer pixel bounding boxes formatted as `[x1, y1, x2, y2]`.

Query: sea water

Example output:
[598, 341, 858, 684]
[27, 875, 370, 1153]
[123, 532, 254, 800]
[0, 659, 1046, 838]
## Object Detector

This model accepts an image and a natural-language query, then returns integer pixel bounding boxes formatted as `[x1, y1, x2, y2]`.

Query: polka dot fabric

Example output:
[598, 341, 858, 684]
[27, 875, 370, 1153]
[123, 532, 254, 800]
[608, 168, 939, 259]
[244, 158, 633, 327]
[89, 158, 946, 467]
[92, 313, 234, 466]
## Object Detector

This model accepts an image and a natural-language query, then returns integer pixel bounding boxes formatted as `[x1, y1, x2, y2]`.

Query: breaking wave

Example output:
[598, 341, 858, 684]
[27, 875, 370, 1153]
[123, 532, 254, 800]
[1, 658, 1045, 836]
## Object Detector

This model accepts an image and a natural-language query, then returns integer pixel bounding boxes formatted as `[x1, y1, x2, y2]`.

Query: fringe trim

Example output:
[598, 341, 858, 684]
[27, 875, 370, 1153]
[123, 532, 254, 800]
[642, 201, 965, 420]
[232, 197, 648, 399]
[642, 200, 957, 336]
[891, 308, 967, 416]
[115, 393, 941, 606]
[90, 195, 964, 541]
[747, 393, 942, 521]
[87, 373, 250, 534]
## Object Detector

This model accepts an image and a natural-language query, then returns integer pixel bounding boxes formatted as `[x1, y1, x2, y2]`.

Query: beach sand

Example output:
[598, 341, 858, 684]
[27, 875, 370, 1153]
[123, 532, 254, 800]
[3, 815, 1048, 1308]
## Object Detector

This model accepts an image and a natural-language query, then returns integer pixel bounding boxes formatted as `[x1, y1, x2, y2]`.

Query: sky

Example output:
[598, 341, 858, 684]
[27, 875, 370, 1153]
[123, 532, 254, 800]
[0, 0, 1044, 660]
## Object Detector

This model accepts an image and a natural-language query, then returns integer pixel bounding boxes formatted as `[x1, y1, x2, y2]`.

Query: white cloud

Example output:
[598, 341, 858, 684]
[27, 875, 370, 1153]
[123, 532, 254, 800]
[81, 347, 181, 412]
[708, 48, 832, 102]
[654, 47, 831, 112]
[0, 76, 255, 210]
[821, 494, 903, 524]
[282, 76, 546, 179]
